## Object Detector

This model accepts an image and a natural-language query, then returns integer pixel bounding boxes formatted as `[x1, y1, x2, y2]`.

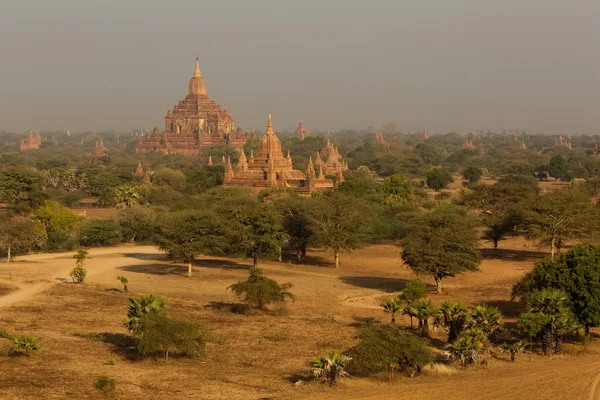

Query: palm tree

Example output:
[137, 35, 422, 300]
[113, 185, 141, 209]
[527, 288, 580, 355]
[312, 351, 352, 386]
[470, 304, 503, 338]
[439, 301, 470, 342]
[498, 341, 525, 362]
[380, 297, 404, 324]
[445, 328, 487, 367]
[408, 299, 438, 335]
[124, 294, 167, 334]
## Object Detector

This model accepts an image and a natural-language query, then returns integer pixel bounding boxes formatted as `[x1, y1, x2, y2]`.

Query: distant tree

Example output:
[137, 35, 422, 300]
[308, 193, 374, 268]
[425, 168, 454, 192]
[548, 155, 567, 180]
[382, 174, 414, 205]
[400, 279, 428, 329]
[137, 314, 206, 362]
[228, 267, 296, 309]
[153, 210, 224, 278]
[124, 294, 167, 334]
[312, 350, 352, 386]
[401, 206, 482, 294]
[382, 121, 397, 136]
[337, 169, 383, 201]
[115, 205, 156, 242]
[77, 221, 122, 247]
[113, 184, 141, 209]
[346, 324, 433, 379]
[277, 197, 313, 261]
[31, 200, 79, 235]
[0, 166, 48, 212]
[524, 188, 591, 259]
[380, 297, 405, 324]
[0, 217, 47, 262]
[414, 143, 443, 165]
[462, 166, 482, 183]
[151, 169, 187, 191]
[512, 244, 600, 335]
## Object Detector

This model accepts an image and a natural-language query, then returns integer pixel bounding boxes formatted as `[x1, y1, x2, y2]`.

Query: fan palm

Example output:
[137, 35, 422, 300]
[124, 294, 167, 334]
[380, 297, 404, 324]
[470, 304, 503, 338]
[312, 350, 352, 386]
[408, 299, 438, 335]
[439, 301, 470, 342]
[445, 328, 487, 367]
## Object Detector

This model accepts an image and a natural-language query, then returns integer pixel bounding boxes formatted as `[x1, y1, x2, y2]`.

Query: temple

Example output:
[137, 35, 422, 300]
[314, 139, 349, 175]
[133, 161, 151, 183]
[88, 139, 109, 157]
[136, 57, 247, 156]
[295, 121, 310, 140]
[462, 138, 476, 150]
[224, 115, 333, 194]
[422, 128, 430, 140]
[20, 130, 41, 151]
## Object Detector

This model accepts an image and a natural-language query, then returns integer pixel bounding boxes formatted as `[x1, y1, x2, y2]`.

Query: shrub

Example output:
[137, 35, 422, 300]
[93, 376, 116, 394]
[444, 328, 487, 367]
[69, 266, 87, 283]
[312, 350, 351, 386]
[77, 221, 122, 247]
[117, 276, 129, 292]
[228, 268, 296, 309]
[11, 335, 41, 356]
[137, 314, 207, 361]
[347, 324, 433, 378]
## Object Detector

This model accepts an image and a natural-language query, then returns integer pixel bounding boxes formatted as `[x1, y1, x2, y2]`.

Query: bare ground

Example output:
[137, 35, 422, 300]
[0, 238, 598, 399]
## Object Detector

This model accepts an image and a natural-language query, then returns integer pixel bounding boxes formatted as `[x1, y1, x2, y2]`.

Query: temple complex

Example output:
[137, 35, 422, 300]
[462, 138, 476, 150]
[314, 139, 349, 175]
[136, 57, 247, 156]
[20, 130, 41, 151]
[422, 128, 430, 140]
[88, 139, 109, 157]
[295, 121, 310, 140]
[224, 115, 333, 194]
[133, 161, 151, 183]
[555, 135, 572, 149]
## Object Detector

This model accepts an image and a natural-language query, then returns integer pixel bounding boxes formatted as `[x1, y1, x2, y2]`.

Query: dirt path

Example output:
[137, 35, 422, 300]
[0, 246, 162, 309]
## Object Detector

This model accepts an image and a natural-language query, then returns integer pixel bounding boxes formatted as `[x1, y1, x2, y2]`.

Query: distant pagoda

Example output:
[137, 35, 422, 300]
[295, 121, 310, 140]
[20, 129, 41, 151]
[136, 57, 247, 156]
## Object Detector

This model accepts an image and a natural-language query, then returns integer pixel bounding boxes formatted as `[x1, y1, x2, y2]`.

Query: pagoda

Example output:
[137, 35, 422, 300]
[314, 139, 349, 175]
[20, 130, 41, 151]
[88, 139, 109, 157]
[422, 128, 430, 140]
[136, 57, 247, 156]
[224, 115, 333, 194]
[295, 121, 310, 140]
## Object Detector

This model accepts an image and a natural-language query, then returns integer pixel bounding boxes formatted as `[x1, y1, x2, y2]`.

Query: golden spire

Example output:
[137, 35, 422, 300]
[318, 165, 325, 180]
[194, 56, 201, 78]
[266, 114, 274, 134]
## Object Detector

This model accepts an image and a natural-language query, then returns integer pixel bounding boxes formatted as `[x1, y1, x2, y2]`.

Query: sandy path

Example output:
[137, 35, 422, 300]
[0, 246, 162, 308]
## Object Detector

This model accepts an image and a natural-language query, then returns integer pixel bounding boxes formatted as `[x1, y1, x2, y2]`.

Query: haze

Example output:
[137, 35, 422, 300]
[1, 0, 598, 134]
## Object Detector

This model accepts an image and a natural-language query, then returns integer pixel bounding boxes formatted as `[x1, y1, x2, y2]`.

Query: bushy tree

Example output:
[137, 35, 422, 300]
[77, 221, 122, 247]
[115, 205, 155, 242]
[401, 206, 482, 293]
[124, 294, 167, 334]
[382, 174, 414, 205]
[462, 166, 482, 183]
[277, 197, 313, 261]
[228, 268, 295, 309]
[137, 314, 206, 361]
[347, 324, 433, 379]
[512, 244, 600, 335]
[425, 168, 454, 192]
[154, 210, 224, 278]
[548, 155, 567, 180]
[0, 166, 48, 212]
[0, 217, 47, 262]
[31, 200, 79, 235]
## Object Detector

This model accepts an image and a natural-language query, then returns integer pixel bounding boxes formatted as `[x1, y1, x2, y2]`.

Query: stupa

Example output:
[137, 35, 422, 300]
[20, 130, 41, 151]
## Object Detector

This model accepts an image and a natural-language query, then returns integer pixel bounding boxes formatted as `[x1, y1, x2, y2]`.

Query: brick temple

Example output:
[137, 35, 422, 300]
[20, 130, 41, 151]
[314, 139, 348, 175]
[224, 115, 333, 194]
[295, 121, 310, 140]
[136, 57, 247, 156]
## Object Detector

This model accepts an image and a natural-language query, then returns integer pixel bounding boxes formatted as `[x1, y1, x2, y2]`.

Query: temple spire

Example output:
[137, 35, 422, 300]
[266, 114, 274, 134]
[194, 56, 201, 78]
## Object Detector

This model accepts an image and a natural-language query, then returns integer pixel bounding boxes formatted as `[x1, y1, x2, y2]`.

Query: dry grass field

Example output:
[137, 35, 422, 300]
[1, 239, 600, 400]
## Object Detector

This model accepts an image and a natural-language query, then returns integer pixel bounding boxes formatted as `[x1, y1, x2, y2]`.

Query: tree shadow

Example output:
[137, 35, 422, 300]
[204, 301, 249, 315]
[485, 300, 525, 318]
[480, 248, 548, 262]
[347, 315, 379, 328]
[118, 263, 188, 276]
[283, 372, 315, 384]
[193, 259, 249, 270]
[123, 253, 169, 261]
[339, 276, 410, 292]
[102, 332, 142, 361]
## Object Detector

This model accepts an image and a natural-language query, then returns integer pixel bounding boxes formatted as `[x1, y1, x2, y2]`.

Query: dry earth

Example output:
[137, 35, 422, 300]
[0, 238, 599, 400]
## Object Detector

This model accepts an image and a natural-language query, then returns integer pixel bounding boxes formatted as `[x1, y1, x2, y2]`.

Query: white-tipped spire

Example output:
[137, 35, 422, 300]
[194, 56, 201, 78]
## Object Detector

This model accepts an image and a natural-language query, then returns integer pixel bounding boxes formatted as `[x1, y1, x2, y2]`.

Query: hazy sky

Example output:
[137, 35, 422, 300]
[1, 0, 598, 134]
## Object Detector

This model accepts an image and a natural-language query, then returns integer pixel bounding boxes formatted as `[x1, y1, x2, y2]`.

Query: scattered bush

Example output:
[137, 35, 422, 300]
[117, 276, 129, 292]
[228, 268, 296, 309]
[11, 335, 41, 357]
[93, 376, 116, 395]
[137, 314, 207, 361]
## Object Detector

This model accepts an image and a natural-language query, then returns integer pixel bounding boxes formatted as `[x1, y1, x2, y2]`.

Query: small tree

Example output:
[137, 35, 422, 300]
[548, 155, 567, 180]
[401, 206, 482, 294]
[498, 341, 525, 362]
[425, 168, 454, 192]
[137, 314, 207, 361]
[407, 299, 438, 335]
[70, 249, 90, 283]
[517, 311, 548, 357]
[400, 279, 428, 329]
[124, 294, 167, 334]
[462, 167, 482, 183]
[380, 297, 404, 324]
[228, 268, 296, 310]
[117, 276, 129, 292]
[11, 335, 41, 357]
[0, 217, 47, 262]
[312, 351, 352, 386]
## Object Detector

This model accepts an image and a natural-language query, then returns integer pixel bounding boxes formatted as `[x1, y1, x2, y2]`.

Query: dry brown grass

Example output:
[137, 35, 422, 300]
[0, 240, 599, 399]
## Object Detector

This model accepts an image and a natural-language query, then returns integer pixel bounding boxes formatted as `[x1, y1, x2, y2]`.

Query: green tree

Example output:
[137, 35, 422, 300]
[124, 294, 167, 334]
[0, 166, 48, 212]
[524, 188, 591, 259]
[414, 143, 443, 165]
[380, 297, 405, 324]
[31, 200, 79, 234]
[462, 166, 482, 183]
[512, 244, 600, 335]
[151, 169, 187, 191]
[77, 221, 123, 247]
[407, 299, 438, 335]
[425, 168, 454, 192]
[0, 217, 47, 262]
[228, 267, 296, 309]
[401, 206, 482, 294]
[115, 205, 156, 242]
[517, 311, 547, 356]
[308, 193, 374, 268]
[346, 324, 433, 379]
[498, 341, 525, 362]
[277, 197, 313, 261]
[154, 210, 224, 278]
[70, 249, 90, 283]
[400, 279, 428, 329]
[137, 314, 206, 361]
[382, 174, 414, 205]
[113, 184, 141, 209]
[548, 155, 567, 180]
[311, 351, 352, 386]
